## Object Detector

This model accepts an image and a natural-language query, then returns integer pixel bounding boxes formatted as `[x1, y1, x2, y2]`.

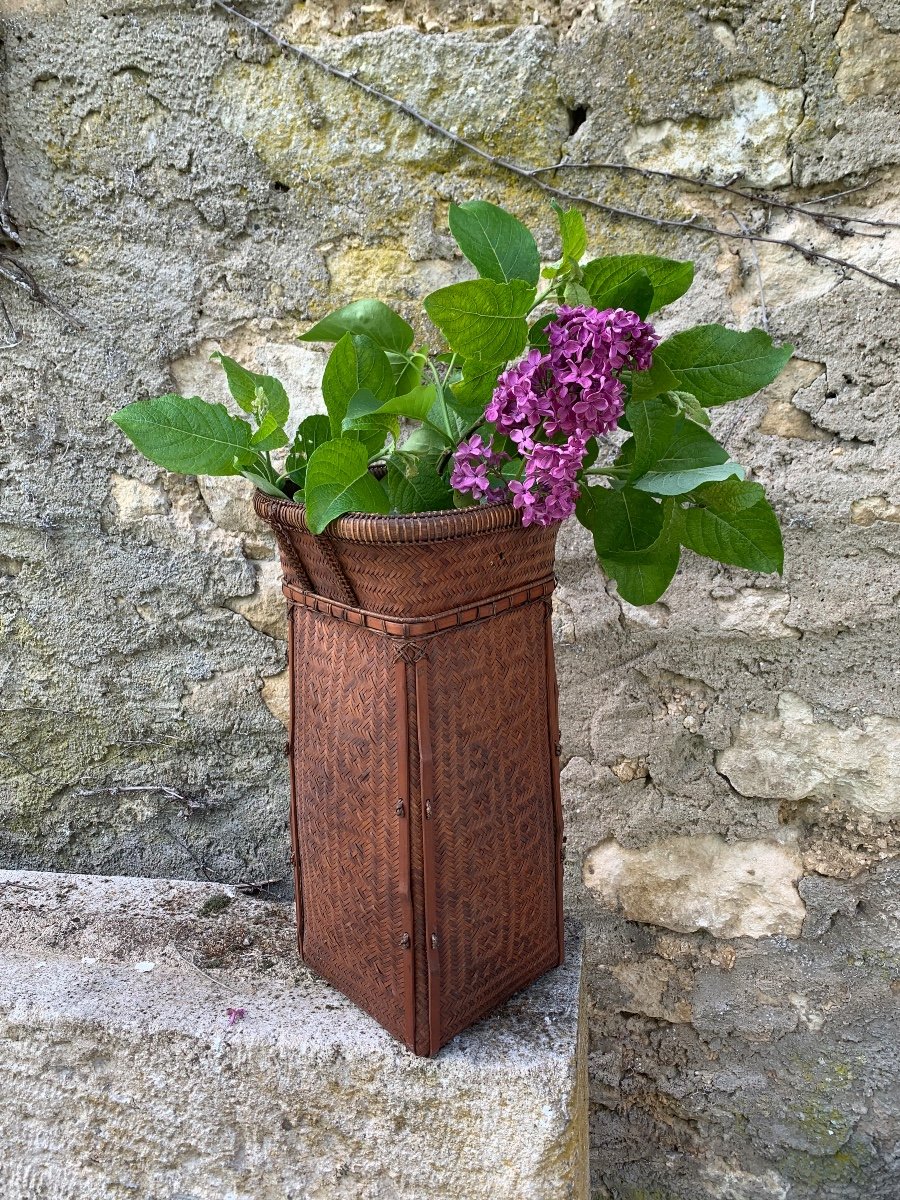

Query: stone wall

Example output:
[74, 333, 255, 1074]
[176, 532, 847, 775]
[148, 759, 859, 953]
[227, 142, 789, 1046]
[1, 1, 898, 1196]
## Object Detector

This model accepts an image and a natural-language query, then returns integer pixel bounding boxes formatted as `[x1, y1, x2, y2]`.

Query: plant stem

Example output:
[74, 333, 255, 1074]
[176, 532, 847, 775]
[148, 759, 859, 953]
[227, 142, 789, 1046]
[529, 285, 559, 313]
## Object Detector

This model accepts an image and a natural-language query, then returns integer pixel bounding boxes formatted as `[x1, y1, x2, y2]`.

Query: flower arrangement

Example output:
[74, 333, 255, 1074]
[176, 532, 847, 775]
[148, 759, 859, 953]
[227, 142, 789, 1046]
[112, 200, 792, 604]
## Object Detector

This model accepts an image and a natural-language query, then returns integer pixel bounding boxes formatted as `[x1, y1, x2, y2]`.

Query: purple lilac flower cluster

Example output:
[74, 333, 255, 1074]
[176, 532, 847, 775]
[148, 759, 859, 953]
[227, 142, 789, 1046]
[449, 433, 508, 503]
[451, 306, 658, 527]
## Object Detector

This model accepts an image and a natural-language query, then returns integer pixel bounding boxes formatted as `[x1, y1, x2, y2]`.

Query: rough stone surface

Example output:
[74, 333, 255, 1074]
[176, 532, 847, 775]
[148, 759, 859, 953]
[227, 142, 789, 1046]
[718, 692, 900, 818]
[0, 869, 589, 1200]
[582, 833, 805, 939]
[1, 1, 899, 1197]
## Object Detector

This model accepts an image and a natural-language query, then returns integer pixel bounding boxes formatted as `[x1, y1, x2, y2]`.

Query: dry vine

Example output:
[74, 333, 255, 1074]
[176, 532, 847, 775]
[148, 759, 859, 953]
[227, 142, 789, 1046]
[212, 0, 899, 294]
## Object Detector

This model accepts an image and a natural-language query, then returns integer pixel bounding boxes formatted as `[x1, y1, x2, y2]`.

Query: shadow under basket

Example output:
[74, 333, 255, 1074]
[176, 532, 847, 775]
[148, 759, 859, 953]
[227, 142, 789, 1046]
[255, 490, 565, 1057]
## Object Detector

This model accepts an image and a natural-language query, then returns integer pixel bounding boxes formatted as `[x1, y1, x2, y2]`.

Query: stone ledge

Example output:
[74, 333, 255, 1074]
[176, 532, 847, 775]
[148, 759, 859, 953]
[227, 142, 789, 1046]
[0, 870, 587, 1200]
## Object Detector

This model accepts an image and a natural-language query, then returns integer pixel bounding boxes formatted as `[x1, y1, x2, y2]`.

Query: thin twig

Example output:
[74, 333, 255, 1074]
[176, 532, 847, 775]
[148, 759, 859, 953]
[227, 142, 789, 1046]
[0, 748, 47, 780]
[0, 291, 21, 348]
[528, 160, 899, 232]
[76, 783, 190, 801]
[0, 251, 84, 329]
[726, 210, 768, 332]
[0, 145, 21, 247]
[802, 182, 874, 205]
[212, 0, 900, 294]
[168, 942, 232, 993]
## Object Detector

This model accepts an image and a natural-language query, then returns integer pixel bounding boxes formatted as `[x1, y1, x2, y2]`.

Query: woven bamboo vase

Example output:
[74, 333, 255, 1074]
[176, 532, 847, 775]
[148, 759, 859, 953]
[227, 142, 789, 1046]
[255, 491, 565, 1057]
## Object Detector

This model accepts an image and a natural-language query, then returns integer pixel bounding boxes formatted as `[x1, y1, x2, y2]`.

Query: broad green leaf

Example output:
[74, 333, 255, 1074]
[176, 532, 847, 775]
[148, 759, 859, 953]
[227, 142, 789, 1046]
[552, 201, 587, 265]
[210, 353, 290, 426]
[582, 254, 694, 314]
[345, 383, 437, 424]
[427, 384, 468, 444]
[299, 299, 414, 353]
[384, 457, 454, 513]
[528, 312, 555, 351]
[678, 488, 783, 573]
[632, 325, 794, 407]
[389, 349, 427, 396]
[282, 413, 331, 489]
[250, 412, 289, 452]
[452, 358, 503, 408]
[401, 424, 450, 456]
[624, 395, 733, 495]
[563, 281, 594, 307]
[586, 269, 654, 320]
[689, 477, 765, 513]
[633, 461, 744, 496]
[600, 539, 681, 605]
[576, 484, 680, 603]
[239, 465, 291, 499]
[110, 395, 252, 476]
[448, 200, 540, 286]
[322, 333, 395, 453]
[304, 439, 390, 533]
[577, 483, 665, 553]
[424, 279, 535, 363]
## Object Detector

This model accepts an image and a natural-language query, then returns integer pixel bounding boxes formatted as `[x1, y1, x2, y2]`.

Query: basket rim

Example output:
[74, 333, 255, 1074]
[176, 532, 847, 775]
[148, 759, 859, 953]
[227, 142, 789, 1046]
[253, 489, 537, 545]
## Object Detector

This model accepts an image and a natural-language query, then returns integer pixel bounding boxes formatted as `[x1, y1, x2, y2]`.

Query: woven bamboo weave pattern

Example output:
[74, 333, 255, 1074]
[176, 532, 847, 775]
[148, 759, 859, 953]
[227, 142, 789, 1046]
[255, 492, 558, 617]
[290, 608, 409, 1043]
[258, 492, 565, 1056]
[426, 602, 561, 1045]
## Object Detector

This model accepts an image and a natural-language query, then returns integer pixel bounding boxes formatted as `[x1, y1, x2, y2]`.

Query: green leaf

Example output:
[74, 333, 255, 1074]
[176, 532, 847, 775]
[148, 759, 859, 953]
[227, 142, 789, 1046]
[110, 395, 252, 476]
[582, 254, 694, 314]
[345, 383, 437, 425]
[601, 539, 681, 605]
[452, 358, 502, 408]
[304, 439, 390, 533]
[563, 281, 594, 307]
[240, 465, 291, 499]
[577, 483, 665, 552]
[424, 279, 535, 363]
[448, 200, 540, 286]
[632, 325, 794, 407]
[528, 312, 555, 351]
[389, 349, 427, 396]
[400, 424, 450, 456]
[670, 390, 711, 427]
[322, 333, 395, 455]
[299, 299, 415, 353]
[624, 394, 741, 495]
[552, 201, 587, 265]
[427, 384, 468, 444]
[677, 484, 783, 573]
[576, 484, 680, 604]
[282, 413, 331, 490]
[587, 269, 654, 320]
[384, 457, 454, 513]
[633, 461, 745, 495]
[689, 477, 766, 512]
[210, 353, 290, 427]
[250, 412, 290, 452]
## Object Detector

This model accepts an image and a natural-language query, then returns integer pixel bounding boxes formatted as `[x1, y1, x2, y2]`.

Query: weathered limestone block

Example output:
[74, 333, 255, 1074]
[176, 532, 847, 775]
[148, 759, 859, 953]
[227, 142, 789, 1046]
[225, 556, 287, 640]
[850, 495, 900, 527]
[624, 79, 805, 187]
[835, 3, 900, 103]
[0, 871, 588, 1200]
[718, 692, 900, 818]
[109, 471, 170, 523]
[582, 833, 805, 938]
